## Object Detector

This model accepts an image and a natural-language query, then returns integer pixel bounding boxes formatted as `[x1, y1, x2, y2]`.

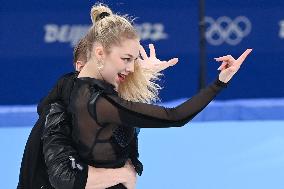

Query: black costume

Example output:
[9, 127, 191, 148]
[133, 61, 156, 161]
[17, 71, 227, 189]
[66, 76, 227, 175]
[17, 72, 141, 189]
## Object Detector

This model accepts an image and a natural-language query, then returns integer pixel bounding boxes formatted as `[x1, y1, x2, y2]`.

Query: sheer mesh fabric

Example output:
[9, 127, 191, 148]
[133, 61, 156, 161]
[68, 80, 129, 167]
[68, 77, 227, 168]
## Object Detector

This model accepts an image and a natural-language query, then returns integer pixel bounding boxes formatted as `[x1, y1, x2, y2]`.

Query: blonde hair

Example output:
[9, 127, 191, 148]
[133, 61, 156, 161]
[73, 37, 88, 68]
[87, 3, 164, 103]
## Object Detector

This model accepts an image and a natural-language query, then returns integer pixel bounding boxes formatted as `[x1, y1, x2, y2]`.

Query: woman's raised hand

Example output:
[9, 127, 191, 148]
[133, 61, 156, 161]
[138, 44, 178, 73]
[215, 49, 253, 83]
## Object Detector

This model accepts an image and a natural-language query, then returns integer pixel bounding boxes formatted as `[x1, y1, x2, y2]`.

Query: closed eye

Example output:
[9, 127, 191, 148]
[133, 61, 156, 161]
[121, 58, 132, 62]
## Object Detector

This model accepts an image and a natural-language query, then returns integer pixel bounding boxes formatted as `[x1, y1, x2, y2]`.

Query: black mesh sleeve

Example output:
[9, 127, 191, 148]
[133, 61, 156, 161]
[94, 78, 227, 128]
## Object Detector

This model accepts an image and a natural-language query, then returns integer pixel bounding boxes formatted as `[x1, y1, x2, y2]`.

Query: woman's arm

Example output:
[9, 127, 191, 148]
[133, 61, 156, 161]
[41, 102, 136, 189]
[91, 77, 227, 128]
[91, 49, 252, 129]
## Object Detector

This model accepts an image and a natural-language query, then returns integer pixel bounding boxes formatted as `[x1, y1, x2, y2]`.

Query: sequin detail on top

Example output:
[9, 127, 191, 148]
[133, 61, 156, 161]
[112, 127, 135, 148]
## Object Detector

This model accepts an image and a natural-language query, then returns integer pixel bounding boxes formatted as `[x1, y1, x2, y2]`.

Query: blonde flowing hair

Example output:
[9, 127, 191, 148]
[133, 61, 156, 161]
[86, 3, 164, 104]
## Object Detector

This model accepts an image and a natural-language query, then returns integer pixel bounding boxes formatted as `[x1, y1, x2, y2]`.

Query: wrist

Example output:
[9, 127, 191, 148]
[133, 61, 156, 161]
[218, 74, 231, 84]
[216, 76, 228, 88]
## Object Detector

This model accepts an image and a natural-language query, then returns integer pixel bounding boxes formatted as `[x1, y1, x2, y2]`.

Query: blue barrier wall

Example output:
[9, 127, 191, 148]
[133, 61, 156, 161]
[0, 0, 283, 104]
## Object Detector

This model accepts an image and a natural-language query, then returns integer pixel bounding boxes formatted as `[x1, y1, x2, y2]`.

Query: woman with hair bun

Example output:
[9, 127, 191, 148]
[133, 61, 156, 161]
[42, 3, 252, 189]
[39, 4, 179, 189]
[18, 4, 179, 189]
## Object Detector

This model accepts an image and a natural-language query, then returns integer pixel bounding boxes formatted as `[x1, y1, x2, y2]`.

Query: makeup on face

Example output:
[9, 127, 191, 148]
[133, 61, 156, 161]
[102, 39, 141, 86]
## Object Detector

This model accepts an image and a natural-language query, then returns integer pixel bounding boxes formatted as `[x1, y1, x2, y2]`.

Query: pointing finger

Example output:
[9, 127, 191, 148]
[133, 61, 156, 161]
[149, 44, 156, 58]
[167, 58, 179, 66]
[139, 45, 148, 60]
[217, 61, 227, 70]
[237, 49, 253, 65]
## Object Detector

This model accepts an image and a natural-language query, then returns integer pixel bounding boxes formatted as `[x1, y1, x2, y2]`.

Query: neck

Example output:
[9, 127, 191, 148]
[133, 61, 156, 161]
[77, 60, 117, 92]
[78, 62, 102, 80]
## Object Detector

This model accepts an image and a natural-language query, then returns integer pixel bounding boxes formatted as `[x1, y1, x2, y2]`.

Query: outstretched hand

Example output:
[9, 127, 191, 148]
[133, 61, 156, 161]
[138, 44, 179, 73]
[215, 49, 253, 83]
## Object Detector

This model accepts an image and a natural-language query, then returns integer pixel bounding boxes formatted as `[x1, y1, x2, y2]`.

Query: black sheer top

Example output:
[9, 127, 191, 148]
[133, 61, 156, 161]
[67, 76, 227, 174]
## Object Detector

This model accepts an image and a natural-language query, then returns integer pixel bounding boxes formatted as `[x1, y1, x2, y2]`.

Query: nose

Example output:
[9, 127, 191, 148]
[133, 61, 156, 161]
[125, 61, 135, 73]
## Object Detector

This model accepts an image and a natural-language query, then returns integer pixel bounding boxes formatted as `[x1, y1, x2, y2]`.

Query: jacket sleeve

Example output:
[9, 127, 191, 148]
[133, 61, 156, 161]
[41, 102, 88, 189]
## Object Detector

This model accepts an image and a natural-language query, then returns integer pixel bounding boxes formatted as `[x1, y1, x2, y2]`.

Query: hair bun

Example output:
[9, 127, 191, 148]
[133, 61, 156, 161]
[90, 4, 113, 24]
[98, 12, 110, 20]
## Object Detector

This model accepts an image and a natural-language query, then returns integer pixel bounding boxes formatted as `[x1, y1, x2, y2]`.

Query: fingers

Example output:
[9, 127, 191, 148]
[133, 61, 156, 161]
[217, 61, 227, 70]
[139, 45, 148, 60]
[149, 44, 156, 58]
[167, 58, 179, 66]
[214, 49, 252, 65]
[236, 48, 253, 65]
[214, 49, 252, 74]
[214, 55, 234, 62]
[139, 43, 158, 59]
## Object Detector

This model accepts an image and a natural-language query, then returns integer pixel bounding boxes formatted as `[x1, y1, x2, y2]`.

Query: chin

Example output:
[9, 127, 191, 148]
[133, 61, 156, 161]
[113, 83, 119, 91]
[113, 81, 119, 90]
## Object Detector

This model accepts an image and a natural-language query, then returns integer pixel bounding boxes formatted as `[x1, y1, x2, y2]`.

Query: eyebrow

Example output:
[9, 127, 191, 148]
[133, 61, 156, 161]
[124, 54, 139, 59]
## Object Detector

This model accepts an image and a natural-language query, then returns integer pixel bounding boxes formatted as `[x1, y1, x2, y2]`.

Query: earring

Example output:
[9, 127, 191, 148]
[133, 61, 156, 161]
[97, 60, 104, 71]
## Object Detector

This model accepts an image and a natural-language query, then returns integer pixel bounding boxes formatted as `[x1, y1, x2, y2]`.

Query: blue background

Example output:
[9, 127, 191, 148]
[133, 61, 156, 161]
[1, 0, 283, 105]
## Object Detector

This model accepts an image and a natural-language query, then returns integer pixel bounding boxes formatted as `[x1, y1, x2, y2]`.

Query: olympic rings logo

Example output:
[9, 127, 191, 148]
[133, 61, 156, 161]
[205, 16, 252, 46]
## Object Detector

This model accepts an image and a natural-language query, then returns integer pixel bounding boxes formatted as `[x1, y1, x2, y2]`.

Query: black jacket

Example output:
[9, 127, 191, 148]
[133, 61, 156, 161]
[17, 72, 88, 189]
